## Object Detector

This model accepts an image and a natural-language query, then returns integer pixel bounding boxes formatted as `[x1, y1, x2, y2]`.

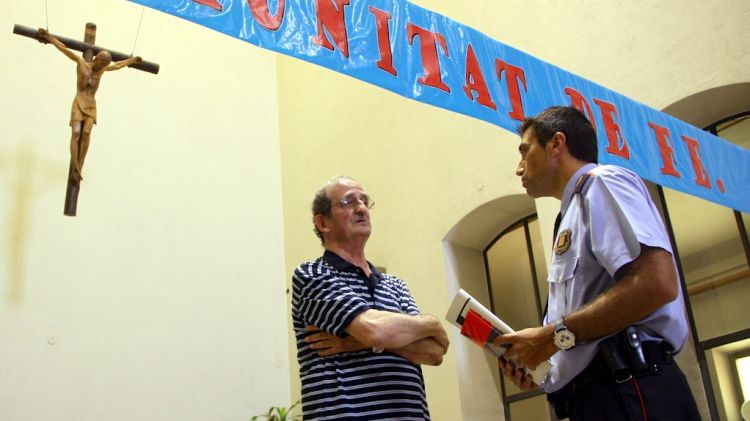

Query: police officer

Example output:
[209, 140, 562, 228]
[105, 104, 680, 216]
[496, 106, 701, 420]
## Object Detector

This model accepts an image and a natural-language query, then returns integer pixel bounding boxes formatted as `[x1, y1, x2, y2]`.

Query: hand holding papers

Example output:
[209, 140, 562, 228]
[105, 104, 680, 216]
[446, 289, 551, 385]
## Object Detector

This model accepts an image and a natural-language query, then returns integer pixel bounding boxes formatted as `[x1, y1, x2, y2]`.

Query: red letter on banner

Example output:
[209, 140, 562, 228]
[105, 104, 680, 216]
[312, 0, 351, 58]
[249, 0, 285, 30]
[407, 24, 451, 93]
[564, 87, 597, 131]
[194, 0, 222, 11]
[593, 99, 630, 159]
[681, 135, 712, 188]
[369, 7, 396, 76]
[495, 59, 527, 121]
[463, 44, 497, 110]
[647, 122, 681, 177]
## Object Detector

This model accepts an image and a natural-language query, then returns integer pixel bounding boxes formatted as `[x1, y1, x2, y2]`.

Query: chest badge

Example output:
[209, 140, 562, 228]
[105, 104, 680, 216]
[554, 229, 572, 255]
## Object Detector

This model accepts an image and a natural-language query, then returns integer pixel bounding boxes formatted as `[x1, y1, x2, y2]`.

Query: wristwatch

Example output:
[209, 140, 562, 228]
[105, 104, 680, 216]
[553, 318, 576, 351]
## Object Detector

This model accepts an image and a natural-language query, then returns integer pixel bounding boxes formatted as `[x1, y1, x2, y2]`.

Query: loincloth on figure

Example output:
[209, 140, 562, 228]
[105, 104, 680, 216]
[70, 97, 97, 126]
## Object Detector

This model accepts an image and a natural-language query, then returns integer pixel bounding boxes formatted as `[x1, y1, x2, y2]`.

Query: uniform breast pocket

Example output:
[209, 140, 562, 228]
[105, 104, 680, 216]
[547, 256, 578, 317]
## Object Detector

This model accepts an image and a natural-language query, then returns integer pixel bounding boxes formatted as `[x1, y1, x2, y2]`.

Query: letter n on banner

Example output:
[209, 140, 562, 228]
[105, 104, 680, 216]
[312, 0, 351, 58]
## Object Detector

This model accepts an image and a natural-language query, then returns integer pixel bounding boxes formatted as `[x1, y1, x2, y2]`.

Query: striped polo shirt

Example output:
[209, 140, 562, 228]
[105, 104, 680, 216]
[292, 250, 430, 420]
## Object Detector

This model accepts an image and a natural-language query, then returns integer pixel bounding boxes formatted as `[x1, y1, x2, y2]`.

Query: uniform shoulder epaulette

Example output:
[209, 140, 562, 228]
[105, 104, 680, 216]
[574, 171, 595, 195]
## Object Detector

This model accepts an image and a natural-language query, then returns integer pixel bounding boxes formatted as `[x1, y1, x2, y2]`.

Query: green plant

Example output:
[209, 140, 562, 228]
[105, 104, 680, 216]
[250, 400, 302, 421]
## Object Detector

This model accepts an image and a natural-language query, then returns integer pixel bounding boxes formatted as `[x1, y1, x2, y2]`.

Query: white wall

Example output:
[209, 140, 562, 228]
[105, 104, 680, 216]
[1, 1, 289, 420]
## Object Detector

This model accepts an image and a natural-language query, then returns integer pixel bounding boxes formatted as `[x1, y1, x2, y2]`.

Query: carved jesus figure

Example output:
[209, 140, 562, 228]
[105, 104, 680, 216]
[38, 28, 141, 181]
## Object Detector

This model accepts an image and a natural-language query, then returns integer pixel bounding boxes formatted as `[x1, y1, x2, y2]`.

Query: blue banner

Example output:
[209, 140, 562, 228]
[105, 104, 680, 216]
[129, 0, 750, 213]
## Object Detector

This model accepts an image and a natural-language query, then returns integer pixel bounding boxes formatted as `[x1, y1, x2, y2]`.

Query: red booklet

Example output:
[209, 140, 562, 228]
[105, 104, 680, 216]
[446, 288, 551, 384]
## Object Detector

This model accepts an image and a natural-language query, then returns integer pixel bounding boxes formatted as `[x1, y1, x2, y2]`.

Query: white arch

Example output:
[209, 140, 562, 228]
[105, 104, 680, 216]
[663, 82, 750, 129]
[441, 193, 535, 421]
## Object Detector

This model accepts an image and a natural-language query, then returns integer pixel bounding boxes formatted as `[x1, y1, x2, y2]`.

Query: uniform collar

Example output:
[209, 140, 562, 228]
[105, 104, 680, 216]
[560, 163, 598, 215]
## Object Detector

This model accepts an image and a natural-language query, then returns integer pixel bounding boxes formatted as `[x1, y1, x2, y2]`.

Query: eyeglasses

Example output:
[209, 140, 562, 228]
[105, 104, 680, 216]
[332, 194, 374, 210]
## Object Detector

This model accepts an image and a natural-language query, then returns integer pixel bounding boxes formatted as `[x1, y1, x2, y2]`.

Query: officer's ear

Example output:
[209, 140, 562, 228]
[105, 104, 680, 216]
[547, 132, 568, 158]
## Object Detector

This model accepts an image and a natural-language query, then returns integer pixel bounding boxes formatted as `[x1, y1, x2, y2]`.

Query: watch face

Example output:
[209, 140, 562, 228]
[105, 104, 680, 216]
[555, 330, 575, 350]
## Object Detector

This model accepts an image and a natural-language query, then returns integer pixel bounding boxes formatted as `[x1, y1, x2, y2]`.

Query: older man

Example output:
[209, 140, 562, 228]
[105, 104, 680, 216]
[292, 176, 448, 420]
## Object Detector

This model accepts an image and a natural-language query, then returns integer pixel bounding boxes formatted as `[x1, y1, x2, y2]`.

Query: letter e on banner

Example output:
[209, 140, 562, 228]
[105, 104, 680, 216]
[593, 98, 630, 159]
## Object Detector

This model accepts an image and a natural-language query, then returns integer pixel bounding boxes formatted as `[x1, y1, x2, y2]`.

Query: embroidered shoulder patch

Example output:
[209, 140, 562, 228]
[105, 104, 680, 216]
[554, 229, 572, 255]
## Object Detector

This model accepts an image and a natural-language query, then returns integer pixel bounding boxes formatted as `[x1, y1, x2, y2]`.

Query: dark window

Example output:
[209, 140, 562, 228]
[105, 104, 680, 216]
[484, 214, 553, 421]
[659, 111, 750, 421]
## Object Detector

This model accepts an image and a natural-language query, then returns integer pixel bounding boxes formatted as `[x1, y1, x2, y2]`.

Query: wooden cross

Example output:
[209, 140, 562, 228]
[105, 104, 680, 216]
[13, 23, 159, 216]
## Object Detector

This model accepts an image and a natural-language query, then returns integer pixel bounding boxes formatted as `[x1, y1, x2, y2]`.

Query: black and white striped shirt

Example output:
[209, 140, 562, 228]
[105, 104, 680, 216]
[292, 250, 430, 420]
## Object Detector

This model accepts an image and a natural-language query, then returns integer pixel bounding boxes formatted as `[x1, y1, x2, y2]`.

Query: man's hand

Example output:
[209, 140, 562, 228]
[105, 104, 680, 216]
[430, 319, 450, 351]
[305, 325, 369, 356]
[498, 357, 538, 390]
[494, 324, 557, 370]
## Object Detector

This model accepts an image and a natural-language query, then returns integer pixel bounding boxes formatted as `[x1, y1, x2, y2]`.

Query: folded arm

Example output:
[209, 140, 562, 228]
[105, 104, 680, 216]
[305, 309, 450, 365]
[346, 309, 449, 351]
[304, 326, 445, 365]
[388, 337, 446, 365]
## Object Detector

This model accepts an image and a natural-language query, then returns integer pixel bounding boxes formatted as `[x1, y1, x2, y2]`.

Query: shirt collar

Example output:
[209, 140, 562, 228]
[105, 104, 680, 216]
[560, 163, 598, 215]
[322, 250, 382, 279]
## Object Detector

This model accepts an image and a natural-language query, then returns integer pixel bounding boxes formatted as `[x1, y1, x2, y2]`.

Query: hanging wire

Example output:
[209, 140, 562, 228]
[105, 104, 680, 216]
[44, 0, 49, 30]
[131, 7, 146, 56]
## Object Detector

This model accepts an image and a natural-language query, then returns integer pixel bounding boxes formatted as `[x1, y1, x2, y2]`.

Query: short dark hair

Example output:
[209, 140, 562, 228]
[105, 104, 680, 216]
[311, 176, 353, 245]
[517, 106, 598, 163]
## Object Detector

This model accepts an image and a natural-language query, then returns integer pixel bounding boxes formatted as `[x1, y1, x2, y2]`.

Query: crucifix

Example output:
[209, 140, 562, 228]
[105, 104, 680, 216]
[13, 23, 159, 216]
